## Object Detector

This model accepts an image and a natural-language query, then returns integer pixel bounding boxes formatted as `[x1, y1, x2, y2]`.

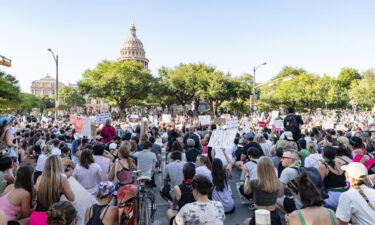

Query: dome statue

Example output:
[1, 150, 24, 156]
[118, 24, 149, 69]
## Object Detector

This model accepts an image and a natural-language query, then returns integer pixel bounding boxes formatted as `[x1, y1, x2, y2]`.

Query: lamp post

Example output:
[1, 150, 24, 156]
[47, 48, 59, 119]
[251, 62, 267, 112]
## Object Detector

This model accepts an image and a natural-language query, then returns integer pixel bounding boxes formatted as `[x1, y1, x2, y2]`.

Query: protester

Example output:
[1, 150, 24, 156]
[173, 175, 225, 225]
[47, 201, 77, 225]
[93, 144, 112, 181]
[100, 119, 116, 144]
[30, 155, 75, 225]
[304, 142, 322, 168]
[0, 117, 17, 157]
[72, 149, 104, 194]
[161, 151, 185, 201]
[185, 139, 201, 162]
[108, 143, 136, 187]
[133, 141, 157, 186]
[195, 154, 212, 181]
[283, 107, 303, 141]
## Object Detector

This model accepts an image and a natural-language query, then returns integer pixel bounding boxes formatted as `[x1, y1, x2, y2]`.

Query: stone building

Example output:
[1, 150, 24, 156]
[118, 24, 149, 69]
[31, 74, 65, 96]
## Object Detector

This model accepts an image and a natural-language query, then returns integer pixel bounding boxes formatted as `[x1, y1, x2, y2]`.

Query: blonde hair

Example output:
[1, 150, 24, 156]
[307, 142, 317, 154]
[256, 156, 279, 193]
[37, 155, 64, 207]
[349, 176, 375, 211]
[43, 144, 53, 155]
[118, 145, 136, 169]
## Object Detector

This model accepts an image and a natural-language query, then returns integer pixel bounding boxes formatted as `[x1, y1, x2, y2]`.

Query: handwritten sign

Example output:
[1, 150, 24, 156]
[95, 113, 112, 124]
[162, 114, 172, 123]
[198, 115, 211, 125]
[226, 117, 239, 130]
[272, 120, 284, 131]
[208, 129, 237, 148]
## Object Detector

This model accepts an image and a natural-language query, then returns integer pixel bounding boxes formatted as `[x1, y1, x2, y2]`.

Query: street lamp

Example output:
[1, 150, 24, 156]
[47, 48, 59, 119]
[251, 62, 267, 111]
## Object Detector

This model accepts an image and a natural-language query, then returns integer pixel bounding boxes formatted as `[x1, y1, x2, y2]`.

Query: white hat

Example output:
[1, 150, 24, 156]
[284, 131, 294, 141]
[341, 162, 368, 179]
[109, 143, 117, 150]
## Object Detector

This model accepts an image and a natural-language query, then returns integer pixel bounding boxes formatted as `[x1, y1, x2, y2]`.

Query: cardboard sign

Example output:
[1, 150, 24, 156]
[70, 116, 87, 133]
[162, 114, 172, 123]
[95, 113, 112, 124]
[272, 120, 284, 131]
[226, 117, 239, 130]
[208, 129, 237, 148]
[213, 117, 226, 126]
[198, 115, 211, 125]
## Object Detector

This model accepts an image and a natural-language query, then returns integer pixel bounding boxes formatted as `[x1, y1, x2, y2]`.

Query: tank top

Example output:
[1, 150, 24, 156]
[177, 180, 195, 210]
[323, 164, 346, 189]
[0, 190, 21, 221]
[296, 208, 336, 225]
[86, 204, 110, 225]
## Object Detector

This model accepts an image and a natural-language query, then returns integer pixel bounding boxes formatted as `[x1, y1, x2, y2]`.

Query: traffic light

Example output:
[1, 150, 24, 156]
[0, 55, 11, 67]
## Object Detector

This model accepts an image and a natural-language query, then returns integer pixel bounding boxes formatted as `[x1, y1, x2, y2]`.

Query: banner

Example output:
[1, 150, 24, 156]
[226, 117, 239, 129]
[198, 115, 211, 125]
[70, 116, 87, 133]
[208, 129, 237, 148]
[95, 113, 112, 124]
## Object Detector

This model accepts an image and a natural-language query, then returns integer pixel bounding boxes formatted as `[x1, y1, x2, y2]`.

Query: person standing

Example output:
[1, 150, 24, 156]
[283, 107, 303, 141]
[100, 119, 116, 144]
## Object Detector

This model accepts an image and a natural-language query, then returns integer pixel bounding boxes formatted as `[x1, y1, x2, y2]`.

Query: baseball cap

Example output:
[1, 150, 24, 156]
[244, 132, 254, 139]
[98, 181, 117, 196]
[341, 162, 368, 179]
[0, 117, 12, 127]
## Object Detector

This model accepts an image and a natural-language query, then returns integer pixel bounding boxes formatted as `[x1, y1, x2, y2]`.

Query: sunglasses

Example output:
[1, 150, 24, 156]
[282, 156, 294, 160]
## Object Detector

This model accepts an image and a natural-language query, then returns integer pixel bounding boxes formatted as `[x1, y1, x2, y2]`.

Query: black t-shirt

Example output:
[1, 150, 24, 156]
[242, 142, 264, 156]
[185, 148, 201, 162]
[283, 114, 303, 133]
[183, 133, 201, 150]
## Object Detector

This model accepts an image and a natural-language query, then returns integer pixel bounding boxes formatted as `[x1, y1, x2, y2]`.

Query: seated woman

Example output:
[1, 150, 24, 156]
[173, 175, 225, 225]
[47, 201, 77, 225]
[285, 172, 338, 225]
[108, 143, 136, 187]
[73, 149, 104, 194]
[0, 166, 33, 225]
[195, 155, 212, 182]
[84, 181, 118, 225]
[166, 162, 196, 225]
[243, 156, 281, 225]
[211, 158, 235, 214]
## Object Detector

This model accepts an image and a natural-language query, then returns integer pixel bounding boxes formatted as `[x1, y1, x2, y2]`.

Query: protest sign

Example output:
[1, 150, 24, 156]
[272, 120, 284, 131]
[243, 121, 251, 133]
[95, 113, 111, 124]
[214, 117, 226, 126]
[208, 129, 237, 148]
[70, 116, 87, 133]
[322, 121, 334, 129]
[198, 115, 211, 125]
[226, 117, 239, 129]
[162, 114, 172, 123]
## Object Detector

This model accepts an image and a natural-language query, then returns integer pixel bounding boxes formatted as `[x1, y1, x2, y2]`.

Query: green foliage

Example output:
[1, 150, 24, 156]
[272, 66, 306, 80]
[349, 76, 375, 110]
[17, 93, 43, 113]
[79, 60, 154, 115]
[337, 67, 362, 88]
[0, 70, 20, 109]
[58, 87, 86, 111]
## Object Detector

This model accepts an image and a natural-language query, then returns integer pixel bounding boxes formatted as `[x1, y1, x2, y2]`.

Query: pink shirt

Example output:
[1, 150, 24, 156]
[0, 190, 21, 221]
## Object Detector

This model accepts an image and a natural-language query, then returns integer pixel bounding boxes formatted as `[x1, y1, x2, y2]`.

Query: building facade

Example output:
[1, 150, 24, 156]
[31, 74, 65, 96]
[118, 24, 149, 69]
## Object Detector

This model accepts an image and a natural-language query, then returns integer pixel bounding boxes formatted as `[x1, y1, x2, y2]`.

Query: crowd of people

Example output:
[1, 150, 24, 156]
[0, 107, 375, 225]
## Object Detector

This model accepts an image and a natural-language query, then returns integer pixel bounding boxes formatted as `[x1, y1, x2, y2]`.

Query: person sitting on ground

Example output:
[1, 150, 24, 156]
[243, 156, 281, 225]
[167, 141, 187, 163]
[72, 149, 104, 194]
[84, 181, 118, 225]
[47, 201, 77, 225]
[185, 139, 201, 163]
[239, 147, 261, 200]
[0, 166, 33, 224]
[276, 150, 302, 213]
[0, 156, 16, 185]
[60, 146, 75, 178]
[195, 154, 212, 182]
[285, 172, 338, 225]
[34, 145, 52, 183]
[275, 131, 298, 151]
[304, 142, 322, 168]
[133, 141, 157, 187]
[93, 144, 113, 181]
[108, 142, 136, 187]
[30, 155, 75, 225]
[211, 158, 235, 214]
[173, 175, 225, 225]
[149, 136, 161, 169]
[336, 162, 375, 225]
[161, 151, 185, 201]
[166, 162, 196, 225]
[238, 133, 264, 170]
[317, 146, 347, 211]
[297, 138, 310, 166]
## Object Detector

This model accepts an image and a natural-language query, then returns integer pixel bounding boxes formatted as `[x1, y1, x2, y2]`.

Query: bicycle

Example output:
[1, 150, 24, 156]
[134, 171, 156, 225]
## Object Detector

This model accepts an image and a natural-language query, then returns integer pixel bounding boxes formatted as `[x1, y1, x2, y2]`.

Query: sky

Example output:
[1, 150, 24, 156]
[1, 0, 375, 92]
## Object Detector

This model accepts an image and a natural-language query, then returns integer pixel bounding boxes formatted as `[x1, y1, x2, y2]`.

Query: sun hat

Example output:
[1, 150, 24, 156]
[284, 131, 294, 141]
[341, 162, 368, 179]
[98, 181, 117, 196]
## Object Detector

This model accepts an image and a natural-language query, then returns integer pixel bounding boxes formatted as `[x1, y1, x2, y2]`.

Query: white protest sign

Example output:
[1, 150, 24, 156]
[80, 117, 96, 138]
[226, 117, 239, 130]
[243, 121, 251, 133]
[162, 114, 172, 123]
[208, 129, 237, 148]
[95, 113, 111, 124]
[273, 120, 284, 131]
[198, 115, 211, 125]
[322, 121, 334, 129]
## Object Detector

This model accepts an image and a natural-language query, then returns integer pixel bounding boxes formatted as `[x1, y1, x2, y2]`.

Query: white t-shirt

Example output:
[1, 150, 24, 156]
[175, 201, 225, 225]
[72, 163, 102, 193]
[35, 154, 48, 172]
[240, 160, 258, 181]
[336, 185, 375, 225]
[51, 147, 61, 156]
[304, 153, 322, 168]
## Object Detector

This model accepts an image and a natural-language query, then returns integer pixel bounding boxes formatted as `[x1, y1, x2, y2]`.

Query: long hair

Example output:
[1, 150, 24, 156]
[307, 142, 317, 154]
[198, 154, 212, 171]
[47, 201, 77, 225]
[37, 155, 64, 208]
[211, 159, 227, 192]
[79, 149, 94, 169]
[15, 166, 34, 207]
[322, 146, 337, 169]
[349, 176, 375, 210]
[256, 156, 279, 193]
[294, 172, 324, 208]
[118, 145, 136, 168]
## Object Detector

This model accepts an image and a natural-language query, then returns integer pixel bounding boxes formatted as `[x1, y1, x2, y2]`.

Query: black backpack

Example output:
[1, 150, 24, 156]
[288, 166, 328, 199]
[284, 115, 299, 133]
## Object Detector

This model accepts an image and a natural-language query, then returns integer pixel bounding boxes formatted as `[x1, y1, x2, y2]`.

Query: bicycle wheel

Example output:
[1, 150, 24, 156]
[139, 197, 152, 225]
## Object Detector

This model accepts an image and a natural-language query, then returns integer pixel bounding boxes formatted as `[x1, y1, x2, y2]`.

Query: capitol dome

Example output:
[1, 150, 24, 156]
[118, 24, 149, 69]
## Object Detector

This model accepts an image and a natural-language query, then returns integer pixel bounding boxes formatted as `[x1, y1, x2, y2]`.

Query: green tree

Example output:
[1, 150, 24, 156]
[349, 77, 375, 110]
[362, 69, 375, 80]
[79, 60, 154, 116]
[272, 66, 306, 80]
[337, 67, 362, 88]
[58, 87, 86, 111]
[0, 70, 20, 109]
[17, 93, 43, 113]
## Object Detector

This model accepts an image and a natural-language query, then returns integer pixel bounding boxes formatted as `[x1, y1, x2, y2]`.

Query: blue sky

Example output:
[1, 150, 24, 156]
[1, 0, 375, 92]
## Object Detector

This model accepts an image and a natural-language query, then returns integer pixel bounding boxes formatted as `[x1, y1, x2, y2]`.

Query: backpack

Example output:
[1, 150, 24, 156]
[288, 166, 328, 199]
[117, 184, 138, 225]
[116, 161, 137, 189]
[284, 115, 299, 133]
